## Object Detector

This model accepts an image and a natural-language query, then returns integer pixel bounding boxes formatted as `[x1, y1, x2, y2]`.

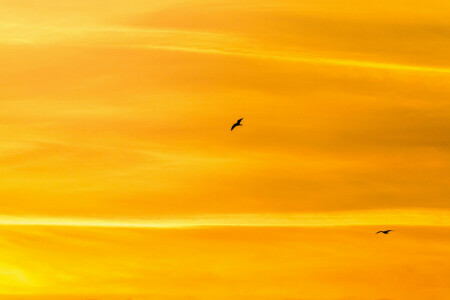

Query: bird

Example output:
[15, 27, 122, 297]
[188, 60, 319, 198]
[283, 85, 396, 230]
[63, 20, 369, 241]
[376, 230, 393, 234]
[231, 118, 243, 131]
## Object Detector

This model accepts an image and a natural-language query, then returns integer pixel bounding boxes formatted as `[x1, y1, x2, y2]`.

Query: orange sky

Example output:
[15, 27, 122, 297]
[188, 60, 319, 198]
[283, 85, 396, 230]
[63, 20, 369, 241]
[0, 0, 449, 299]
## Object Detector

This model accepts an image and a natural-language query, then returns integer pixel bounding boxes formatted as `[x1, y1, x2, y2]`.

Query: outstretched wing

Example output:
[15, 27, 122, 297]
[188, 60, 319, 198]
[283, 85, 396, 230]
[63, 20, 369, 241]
[376, 231, 382, 234]
[231, 123, 238, 131]
[237, 118, 243, 124]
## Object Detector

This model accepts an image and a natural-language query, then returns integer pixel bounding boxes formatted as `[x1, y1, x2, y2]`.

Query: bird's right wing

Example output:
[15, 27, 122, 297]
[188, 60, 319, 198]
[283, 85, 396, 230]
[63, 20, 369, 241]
[231, 124, 237, 131]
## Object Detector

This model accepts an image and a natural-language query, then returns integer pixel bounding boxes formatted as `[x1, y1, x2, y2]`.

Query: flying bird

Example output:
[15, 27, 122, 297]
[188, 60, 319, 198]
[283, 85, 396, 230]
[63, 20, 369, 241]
[376, 230, 393, 234]
[231, 118, 243, 131]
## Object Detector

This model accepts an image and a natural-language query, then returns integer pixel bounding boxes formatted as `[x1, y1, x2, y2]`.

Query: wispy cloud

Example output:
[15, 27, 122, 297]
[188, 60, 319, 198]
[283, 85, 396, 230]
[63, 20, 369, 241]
[1, 209, 450, 228]
[2, 24, 450, 74]
[134, 44, 450, 74]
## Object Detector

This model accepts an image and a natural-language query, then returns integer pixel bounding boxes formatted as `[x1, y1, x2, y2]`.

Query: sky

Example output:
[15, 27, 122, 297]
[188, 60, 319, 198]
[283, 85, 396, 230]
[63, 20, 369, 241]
[0, 0, 449, 299]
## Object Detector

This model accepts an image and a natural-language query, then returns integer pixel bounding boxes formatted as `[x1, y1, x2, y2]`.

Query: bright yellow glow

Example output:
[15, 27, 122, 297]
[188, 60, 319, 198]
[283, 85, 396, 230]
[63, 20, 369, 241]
[1, 0, 450, 299]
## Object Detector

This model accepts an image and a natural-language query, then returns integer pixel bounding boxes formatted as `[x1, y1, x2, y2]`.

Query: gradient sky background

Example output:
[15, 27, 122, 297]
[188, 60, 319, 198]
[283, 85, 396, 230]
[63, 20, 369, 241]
[0, 0, 450, 299]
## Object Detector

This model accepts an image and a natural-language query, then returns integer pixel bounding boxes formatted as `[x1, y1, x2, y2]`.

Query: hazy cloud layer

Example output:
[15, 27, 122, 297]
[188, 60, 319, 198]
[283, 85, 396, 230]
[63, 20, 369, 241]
[0, 0, 450, 297]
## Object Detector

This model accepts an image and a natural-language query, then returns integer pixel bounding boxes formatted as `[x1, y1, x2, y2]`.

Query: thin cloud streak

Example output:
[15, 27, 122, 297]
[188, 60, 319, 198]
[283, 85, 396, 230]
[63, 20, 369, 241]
[1, 209, 450, 228]
[2, 24, 450, 75]
[135, 44, 450, 75]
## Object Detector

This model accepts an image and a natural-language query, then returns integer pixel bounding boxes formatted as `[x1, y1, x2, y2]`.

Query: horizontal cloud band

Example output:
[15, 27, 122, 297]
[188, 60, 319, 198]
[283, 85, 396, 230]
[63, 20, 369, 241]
[1, 209, 449, 228]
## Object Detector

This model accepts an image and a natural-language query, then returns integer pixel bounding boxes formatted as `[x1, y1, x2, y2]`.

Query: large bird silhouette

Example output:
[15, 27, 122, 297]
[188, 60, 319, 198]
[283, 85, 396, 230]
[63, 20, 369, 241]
[231, 118, 243, 131]
[376, 230, 393, 234]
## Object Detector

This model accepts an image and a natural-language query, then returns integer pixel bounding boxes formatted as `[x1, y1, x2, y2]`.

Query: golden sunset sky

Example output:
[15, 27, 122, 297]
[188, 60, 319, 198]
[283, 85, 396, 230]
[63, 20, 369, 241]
[1, 0, 450, 299]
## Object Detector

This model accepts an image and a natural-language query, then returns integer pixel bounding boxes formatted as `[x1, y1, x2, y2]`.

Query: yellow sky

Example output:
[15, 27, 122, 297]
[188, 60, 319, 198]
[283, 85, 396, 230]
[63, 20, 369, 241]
[0, 0, 449, 299]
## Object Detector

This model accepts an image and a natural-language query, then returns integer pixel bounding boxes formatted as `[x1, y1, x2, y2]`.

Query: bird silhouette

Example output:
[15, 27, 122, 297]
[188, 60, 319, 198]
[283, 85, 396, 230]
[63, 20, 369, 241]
[376, 230, 393, 234]
[231, 118, 243, 131]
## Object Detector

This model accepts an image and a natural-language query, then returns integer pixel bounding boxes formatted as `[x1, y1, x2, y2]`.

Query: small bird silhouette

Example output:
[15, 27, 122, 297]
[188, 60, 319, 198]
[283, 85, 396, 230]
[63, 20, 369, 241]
[376, 230, 393, 234]
[231, 118, 243, 131]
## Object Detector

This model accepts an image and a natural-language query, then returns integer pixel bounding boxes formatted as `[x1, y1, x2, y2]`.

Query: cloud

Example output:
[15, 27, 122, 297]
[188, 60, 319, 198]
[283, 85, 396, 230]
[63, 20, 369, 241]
[1, 209, 450, 228]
